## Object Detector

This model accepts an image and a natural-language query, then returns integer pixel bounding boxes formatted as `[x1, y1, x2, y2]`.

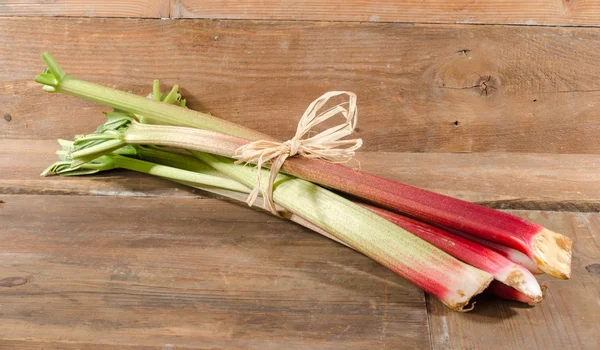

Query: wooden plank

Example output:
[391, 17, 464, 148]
[427, 210, 600, 350]
[0, 0, 169, 18]
[171, 0, 600, 26]
[0, 340, 159, 350]
[2, 18, 600, 153]
[3, 140, 600, 211]
[0, 194, 429, 349]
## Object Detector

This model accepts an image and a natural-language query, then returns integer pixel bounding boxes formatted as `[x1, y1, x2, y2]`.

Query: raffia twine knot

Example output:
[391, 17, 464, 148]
[234, 91, 362, 215]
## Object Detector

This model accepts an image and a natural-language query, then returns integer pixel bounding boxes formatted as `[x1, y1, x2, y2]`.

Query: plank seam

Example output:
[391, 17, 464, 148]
[2, 15, 600, 29]
[425, 293, 436, 350]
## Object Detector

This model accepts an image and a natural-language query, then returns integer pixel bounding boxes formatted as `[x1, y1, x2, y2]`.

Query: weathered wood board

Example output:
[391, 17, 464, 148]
[0, 0, 169, 18]
[1, 193, 598, 349]
[0, 194, 429, 349]
[2, 18, 600, 153]
[172, 0, 600, 27]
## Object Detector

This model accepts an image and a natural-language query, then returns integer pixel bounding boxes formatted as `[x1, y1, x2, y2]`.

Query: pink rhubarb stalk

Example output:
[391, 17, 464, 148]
[284, 158, 572, 279]
[448, 230, 543, 275]
[196, 152, 494, 311]
[35, 52, 572, 279]
[486, 281, 546, 305]
[363, 204, 543, 302]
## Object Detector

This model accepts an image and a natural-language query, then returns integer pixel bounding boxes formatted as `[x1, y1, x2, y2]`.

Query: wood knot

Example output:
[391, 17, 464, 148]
[0, 276, 28, 287]
[3, 113, 11, 122]
[475, 75, 499, 97]
[434, 69, 501, 98]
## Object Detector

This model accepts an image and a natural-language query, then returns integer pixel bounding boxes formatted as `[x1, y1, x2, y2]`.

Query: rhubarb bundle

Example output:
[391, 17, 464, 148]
[36, 52, 572, 311]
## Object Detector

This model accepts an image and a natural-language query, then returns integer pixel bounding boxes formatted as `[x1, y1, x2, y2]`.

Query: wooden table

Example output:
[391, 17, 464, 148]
[1, 2, 600, 349]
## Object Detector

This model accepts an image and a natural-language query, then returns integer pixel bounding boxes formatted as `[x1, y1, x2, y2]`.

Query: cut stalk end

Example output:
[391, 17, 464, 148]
[445, 272, 494, 312]
[486, 280, 547, 305]
[532, 228, 572, 279]
[497, 265, 543, 303]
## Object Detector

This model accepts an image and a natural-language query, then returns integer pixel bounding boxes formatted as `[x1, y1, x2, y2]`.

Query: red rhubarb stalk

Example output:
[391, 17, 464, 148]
[486, 280, 546, 305]
[364, 204, 543, 302]
[196, 152, 494, 311]
[34, 53, 572, 279]
[284, 159, 572, 279]
[447, 230, 543, 275]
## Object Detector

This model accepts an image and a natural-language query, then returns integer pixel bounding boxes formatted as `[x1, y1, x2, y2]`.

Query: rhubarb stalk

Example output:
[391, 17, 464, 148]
[363, 204, 543, 303]
[195, 152, 495, 310]
[43, 141, 250, 194]
[45, 143, 494, 310]
[63, 118, 544, 292]
[486, 281, 547, 305]
[45, 142, 350, 248]
[34, 53, 571, 279]
[448, 230, 543, 275]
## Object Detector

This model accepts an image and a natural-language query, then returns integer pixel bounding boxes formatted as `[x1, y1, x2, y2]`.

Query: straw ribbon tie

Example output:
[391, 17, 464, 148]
[234, 91, 362, 215]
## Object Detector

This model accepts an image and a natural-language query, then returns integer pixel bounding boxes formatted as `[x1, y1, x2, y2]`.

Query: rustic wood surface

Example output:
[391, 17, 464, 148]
[1, 191, 598, 349]
[171, 0, 600, 26]
[0, 194, 429, 349]
[2, 140, 600, 212]
[0, 0, 169, 18]
[4, 0, 598, 26]
[2, 18, 600, 153]
[1, 3, 599, 349]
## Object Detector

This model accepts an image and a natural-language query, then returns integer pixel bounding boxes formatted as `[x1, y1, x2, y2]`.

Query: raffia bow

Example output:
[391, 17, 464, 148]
[234, 91, 362, 215]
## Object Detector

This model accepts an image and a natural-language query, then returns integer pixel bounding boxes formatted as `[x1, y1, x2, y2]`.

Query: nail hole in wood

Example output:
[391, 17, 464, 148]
[585, 263, 600, 275]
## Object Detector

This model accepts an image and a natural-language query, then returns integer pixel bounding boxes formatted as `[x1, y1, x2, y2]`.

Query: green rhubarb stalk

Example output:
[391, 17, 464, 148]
[47, 143, 352, 250]
[35, 53, 253, 138]
[192, 152, 493, 311]
[43, 141, 248, 194]
[68, 115, 247, 167]
[147, 145, 541, 302]
[34, 53, 572, 279]
[124, 145, 350, 248]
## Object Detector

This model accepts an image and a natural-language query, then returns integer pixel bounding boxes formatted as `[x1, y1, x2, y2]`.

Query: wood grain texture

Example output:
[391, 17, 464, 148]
[2, 17, 600, 153]
[0, 194, 429, 349]
[0, 340, 162, 350]
[171, 0, 600, 26]
[0, 0, 169, 18]
[2, 140, 600, 211]
[427, 210, 600, 350]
